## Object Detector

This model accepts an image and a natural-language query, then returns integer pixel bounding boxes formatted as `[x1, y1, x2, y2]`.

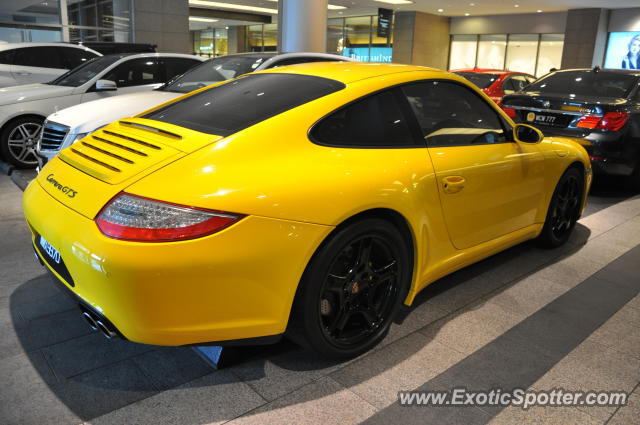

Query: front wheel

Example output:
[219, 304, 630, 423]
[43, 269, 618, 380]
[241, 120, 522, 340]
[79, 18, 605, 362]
[0, 116, 43, 168]
[537, 167, 583, 248]
[288, 219, 411, 359]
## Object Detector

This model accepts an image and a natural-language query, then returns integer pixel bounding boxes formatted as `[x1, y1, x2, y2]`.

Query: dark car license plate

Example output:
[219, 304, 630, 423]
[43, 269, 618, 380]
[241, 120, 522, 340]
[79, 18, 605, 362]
[34, 233, 75, 286]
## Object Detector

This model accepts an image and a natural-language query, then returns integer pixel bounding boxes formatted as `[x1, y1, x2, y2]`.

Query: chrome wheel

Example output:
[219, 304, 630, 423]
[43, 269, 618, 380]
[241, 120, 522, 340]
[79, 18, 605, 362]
[6, 121, 41, 166]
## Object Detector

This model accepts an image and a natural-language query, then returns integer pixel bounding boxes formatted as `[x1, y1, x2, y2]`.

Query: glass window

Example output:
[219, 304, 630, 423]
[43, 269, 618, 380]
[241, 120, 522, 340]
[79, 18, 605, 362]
[248, 25, 263, 52]
[0, 0, 61, 25]
[449, 35, 478, 70]
[145, 73, 345, 136]
[526, 70, 639, 99]
[505, 75, 531, 94]
[311, 89, 416, 147]
[161, 54, 273, 93]
[343, 16, 372, 61]
[477, 35, 506, 70]
[13, 46, 64, 69]
[59, 47, 100, 69]
[402, 81, 506, 148]
[68, 0, 98, 27]
[161, 58, 201, 82]
[103, 58, 162, 87]
[454, 72, 500, 89]
[505, 34, 539, 76]
[50, 55, 123, 87]
[214, 28, 228, 57]
[536, 34, 564, 77]
[327, 18, 344, 54]
[263, 24, 277, 52]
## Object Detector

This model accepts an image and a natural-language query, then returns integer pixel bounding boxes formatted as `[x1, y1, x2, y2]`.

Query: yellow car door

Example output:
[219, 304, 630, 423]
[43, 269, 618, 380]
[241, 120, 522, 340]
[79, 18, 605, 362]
[401, 80, 545, 250]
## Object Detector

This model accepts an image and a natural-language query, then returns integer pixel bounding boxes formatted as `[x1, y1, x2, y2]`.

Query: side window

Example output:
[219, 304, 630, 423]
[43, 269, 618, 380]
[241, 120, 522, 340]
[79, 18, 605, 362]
[511, 75, 530, 92]
[310, 89, 418, 148]
[161, 58, 200, 82]
[0, 49, 14, 65]
[402, 81, 507, 148]
[59, 47, 99, 70]
[525, 76, 537, 85]
[502, 77, 517, 95]
[13, 47, 63, 69]
[103, 58, 162, 87]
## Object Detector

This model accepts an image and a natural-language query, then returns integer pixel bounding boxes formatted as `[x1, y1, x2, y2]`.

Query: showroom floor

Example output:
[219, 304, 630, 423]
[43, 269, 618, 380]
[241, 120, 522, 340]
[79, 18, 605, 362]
[1, 171, 639, 425]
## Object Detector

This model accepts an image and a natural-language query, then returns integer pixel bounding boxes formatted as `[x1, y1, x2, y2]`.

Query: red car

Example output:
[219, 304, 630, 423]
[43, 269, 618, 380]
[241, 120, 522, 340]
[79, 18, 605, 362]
[452, 68, 537, 118]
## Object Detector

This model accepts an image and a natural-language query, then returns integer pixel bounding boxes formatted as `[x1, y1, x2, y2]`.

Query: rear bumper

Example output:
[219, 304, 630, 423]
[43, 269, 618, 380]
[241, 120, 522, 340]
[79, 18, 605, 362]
[23, 178, 333, 346]
[540, 127, 636, 176]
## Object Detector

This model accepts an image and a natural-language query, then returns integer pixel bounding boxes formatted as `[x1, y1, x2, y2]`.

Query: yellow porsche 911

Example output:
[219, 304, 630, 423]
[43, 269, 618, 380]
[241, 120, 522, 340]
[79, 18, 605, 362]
[23, 62, 591, 359]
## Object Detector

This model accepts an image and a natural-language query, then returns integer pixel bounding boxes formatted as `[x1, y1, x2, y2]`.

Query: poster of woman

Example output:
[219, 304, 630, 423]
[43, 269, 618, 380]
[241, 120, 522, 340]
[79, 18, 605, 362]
[604, 32, 640, 70]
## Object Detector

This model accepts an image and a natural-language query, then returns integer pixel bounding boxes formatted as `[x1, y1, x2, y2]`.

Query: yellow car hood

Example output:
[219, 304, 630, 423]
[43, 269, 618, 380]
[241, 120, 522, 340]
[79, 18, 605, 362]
[37, 118, 222, 219]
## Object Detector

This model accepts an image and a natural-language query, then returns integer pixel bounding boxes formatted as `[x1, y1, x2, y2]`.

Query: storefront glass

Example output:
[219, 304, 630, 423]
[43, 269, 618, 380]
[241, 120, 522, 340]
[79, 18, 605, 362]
[505, 34, 539, 76]
[537, 34, 564, 76]
[477, 34, 507, 69]
[449, 34, 478, 70]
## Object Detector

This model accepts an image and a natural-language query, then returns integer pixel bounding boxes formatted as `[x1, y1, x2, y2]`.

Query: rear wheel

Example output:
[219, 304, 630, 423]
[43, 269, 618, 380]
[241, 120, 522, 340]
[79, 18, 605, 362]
[537, 167, 583, 248]
[288, 219, 411, 359]
[0, 116, 43, 168]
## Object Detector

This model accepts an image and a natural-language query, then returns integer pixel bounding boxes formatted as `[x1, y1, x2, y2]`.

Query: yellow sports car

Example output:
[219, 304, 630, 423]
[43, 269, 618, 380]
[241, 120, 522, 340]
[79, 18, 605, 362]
[23, 63, 591, 359]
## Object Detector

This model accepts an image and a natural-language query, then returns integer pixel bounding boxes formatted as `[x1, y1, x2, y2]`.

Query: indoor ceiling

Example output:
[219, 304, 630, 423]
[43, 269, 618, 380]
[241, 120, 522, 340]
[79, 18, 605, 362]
[189, 0, 640, 19]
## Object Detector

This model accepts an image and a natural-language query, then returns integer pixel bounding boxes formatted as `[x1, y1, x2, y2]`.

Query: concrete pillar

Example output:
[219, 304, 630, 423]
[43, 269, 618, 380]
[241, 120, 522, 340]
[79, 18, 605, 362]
[277, 0, 327, 53]
[133, 0, 190, 53]
[227, 26, 248, 54]
[561, 8, 610, 69]
[392, 11, 450, 69]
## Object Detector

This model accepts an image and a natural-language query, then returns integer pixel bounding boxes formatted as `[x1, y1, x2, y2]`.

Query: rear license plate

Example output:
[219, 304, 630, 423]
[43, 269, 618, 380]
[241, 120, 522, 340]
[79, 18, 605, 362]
[35, 233, 75, 286]
[39, 235, 61, 264]
[526, 112, 557, 125]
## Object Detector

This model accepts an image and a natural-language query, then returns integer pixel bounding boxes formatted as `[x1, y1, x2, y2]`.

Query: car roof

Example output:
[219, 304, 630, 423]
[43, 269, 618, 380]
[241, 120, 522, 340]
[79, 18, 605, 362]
[0, 42, 101, 55]
[554, 68, 640, 77]
[452, 68, 527, 75]
[101, 52, 204, 61]
[257, 62, 441, 84]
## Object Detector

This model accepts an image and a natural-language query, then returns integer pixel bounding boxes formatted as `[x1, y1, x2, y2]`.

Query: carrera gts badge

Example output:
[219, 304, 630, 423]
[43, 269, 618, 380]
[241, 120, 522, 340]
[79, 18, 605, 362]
[46, 174, 77, 198]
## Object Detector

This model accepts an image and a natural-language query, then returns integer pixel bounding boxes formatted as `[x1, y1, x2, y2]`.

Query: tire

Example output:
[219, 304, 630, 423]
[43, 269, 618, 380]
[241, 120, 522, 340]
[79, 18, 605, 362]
[0, 116, 43, 168]
[287, 218, 411, 359]
[537, 167, 584, 248]
[629, 165, 640, 193]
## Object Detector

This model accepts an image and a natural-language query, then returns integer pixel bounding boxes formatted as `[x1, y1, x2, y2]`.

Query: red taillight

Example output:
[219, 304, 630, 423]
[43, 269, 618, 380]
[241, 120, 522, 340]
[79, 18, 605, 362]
[576, 112, 629, 132]
[598, 112, 629, 131]
[96, 193, 245, 242]
[502, 107, 517, 119]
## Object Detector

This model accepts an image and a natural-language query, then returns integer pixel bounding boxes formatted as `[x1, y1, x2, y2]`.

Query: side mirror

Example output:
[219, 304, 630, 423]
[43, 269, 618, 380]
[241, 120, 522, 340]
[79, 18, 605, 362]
[95, 79, 117, 91]
[513, 123, 543, 143]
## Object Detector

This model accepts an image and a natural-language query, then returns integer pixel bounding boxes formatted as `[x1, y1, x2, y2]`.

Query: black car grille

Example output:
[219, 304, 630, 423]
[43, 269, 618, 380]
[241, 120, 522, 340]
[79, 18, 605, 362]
[39, 121, 70, 151]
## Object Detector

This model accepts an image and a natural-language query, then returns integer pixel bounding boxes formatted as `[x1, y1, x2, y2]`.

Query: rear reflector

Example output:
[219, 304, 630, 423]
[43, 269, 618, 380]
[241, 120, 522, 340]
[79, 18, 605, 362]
[96, 193, 244, 242]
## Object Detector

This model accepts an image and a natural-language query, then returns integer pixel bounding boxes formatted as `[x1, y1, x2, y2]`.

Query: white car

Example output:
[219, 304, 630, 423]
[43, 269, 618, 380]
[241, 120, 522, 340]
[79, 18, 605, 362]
[37, 52, 354, 166]
[0, 42, 102, 88]
[0, 52, 203, 167]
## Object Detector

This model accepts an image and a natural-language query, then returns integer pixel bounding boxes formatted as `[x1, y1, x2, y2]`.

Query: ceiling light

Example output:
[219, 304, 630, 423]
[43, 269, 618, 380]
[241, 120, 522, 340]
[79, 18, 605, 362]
[465, 12, 470, 16]
[514, 4, 519, 7]
[189, 1, 278, 14]
[374, 0, 415, 5]
[189, 16, 219, 23]
[537, 9, 543, 12]
[437, 8, 444, 12]
[469, 2, 475, 5]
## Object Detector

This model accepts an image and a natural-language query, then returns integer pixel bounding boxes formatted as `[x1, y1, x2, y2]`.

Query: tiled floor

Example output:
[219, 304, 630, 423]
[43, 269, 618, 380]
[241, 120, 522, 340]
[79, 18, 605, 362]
[1, 172, 639, 425]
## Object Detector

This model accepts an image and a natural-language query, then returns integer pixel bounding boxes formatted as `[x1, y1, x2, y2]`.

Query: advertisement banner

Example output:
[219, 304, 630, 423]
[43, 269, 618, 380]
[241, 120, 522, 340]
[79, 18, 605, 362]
[604, 31, 640, 70]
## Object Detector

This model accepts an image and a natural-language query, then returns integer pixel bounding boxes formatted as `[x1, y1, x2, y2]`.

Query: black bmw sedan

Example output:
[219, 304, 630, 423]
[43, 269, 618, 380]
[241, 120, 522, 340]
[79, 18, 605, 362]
[502, 68, 640, 188]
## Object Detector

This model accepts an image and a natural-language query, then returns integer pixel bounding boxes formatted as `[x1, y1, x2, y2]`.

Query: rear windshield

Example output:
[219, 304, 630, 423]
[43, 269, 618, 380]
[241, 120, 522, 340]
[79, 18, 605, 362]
[144, 73, 345, 136]
[160, 54, 273, 93]
[454, 72, 500, 89]
[525, 71, 639, 99]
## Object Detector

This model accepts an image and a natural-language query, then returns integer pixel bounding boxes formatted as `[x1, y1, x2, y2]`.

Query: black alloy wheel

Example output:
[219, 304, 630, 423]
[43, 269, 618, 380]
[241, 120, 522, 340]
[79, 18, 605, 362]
[288, 218, 411, 359]
[0, 117, 43, 168]
[537, 167, 583, 248]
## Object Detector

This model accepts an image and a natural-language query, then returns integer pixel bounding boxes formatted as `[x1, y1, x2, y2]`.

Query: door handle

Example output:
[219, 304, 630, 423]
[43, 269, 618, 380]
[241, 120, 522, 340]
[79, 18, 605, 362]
[442, 176, 466, 194]
[16, 72, 32, 76]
